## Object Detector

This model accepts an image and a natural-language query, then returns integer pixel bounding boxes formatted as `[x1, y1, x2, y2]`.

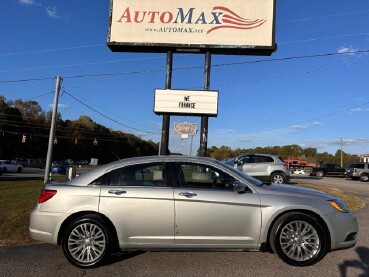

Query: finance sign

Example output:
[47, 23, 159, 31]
[174, 123, 196, 135]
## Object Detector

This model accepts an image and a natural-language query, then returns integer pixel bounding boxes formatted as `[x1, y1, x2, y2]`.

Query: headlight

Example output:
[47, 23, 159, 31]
[328, 199, 349, 213]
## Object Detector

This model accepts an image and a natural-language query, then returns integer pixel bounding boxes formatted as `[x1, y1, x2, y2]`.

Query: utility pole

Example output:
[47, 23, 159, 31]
[340, 137, 343, 167]
[159, 51, 173, 155]
[199, 52, 211, 157]
[44, 76, 62, 184]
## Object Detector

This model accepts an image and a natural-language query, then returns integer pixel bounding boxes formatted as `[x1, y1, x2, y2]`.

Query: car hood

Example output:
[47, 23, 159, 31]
[257, 183, 336, 200]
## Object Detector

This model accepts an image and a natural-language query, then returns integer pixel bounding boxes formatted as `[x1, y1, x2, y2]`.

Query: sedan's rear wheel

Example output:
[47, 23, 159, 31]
[360, 173, 369, 182]
[62, 215, 110, 268]
[270, 212, 328, 266]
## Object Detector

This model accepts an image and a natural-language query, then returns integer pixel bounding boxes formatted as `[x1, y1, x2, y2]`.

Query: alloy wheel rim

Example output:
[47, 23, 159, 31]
[274, 175, 283, 183]
[279, 220, 320, 262]
[68, 222, 106, 264]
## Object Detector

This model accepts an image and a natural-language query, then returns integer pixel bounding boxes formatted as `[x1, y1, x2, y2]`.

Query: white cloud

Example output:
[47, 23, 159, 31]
[49, 103, 68, 108]
[290, 124, 307, 129]
[46, 6, 61, 19]
[349, 107, 362, 112]
[312, 121, 322, 125]
[337, 46, 358, 55]
[18, 0, 40, 5]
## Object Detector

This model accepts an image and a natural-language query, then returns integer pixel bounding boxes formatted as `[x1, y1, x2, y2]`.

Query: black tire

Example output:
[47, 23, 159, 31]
[17, 167, 22, 173]
[62, 215, 111, 268]
[316, 171, 324, 177]
[270, 212, 328, 266]
[360, 173, 369, 182]
[2, 167, 7, 173]
[271, 172, 287, 184]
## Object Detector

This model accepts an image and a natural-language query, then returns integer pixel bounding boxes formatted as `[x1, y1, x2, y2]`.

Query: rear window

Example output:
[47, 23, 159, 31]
[347, 163, 365, 169]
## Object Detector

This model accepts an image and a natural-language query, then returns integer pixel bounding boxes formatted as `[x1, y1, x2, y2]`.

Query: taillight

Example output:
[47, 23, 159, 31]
[38, 189, 57, 203]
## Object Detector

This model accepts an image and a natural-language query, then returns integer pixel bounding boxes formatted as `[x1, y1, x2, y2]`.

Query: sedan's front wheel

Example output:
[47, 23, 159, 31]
[62, 215, 110, 268]
[270, 212, 328, 266]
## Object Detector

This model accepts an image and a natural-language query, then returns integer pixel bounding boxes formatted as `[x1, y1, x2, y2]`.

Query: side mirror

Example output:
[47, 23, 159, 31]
[235, 159, 242, 165]
[233, 181, 247, 193]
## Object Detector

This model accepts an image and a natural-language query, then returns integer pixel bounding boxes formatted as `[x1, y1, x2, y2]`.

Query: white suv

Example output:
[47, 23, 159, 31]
[224, 154, 290, 184]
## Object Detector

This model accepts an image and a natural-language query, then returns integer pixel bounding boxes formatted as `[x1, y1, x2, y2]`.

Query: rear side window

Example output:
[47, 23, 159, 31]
[256, 155, 274, 163]
[89, 163, 168, 187]
[347, 163, 364, 169]
[111, 163, 167, 187]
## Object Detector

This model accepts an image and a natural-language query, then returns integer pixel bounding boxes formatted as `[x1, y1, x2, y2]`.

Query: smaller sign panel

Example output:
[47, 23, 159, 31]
[174, 122, 196, 135]
[154, 89, 218, 116]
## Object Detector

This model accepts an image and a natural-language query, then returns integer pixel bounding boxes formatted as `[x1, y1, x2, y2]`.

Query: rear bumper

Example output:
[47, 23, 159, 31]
[29, 206, 65, 245]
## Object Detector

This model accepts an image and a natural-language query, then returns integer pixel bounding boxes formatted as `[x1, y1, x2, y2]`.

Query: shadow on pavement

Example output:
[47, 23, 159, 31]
[104, 251, 146, 266]
[339, 246, 369, 277]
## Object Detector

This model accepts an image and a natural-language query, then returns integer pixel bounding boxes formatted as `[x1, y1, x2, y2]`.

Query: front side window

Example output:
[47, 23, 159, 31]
[240, 155, 255, 164]
[177, 163, 236, 190]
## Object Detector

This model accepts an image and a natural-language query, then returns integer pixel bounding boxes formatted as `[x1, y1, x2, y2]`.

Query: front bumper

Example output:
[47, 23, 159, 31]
[326, 211, 358, 251]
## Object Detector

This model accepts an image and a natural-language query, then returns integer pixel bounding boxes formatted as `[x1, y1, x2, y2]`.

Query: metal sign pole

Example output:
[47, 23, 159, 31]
[159, 51, 173, 155]
[200, 52, 211, 157]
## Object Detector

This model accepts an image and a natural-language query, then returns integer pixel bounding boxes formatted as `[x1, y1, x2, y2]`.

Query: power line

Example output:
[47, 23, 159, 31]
[1, 48, 368, 84]
[0, 55, 167, 74]
[62, 89, 157, 135]
[69, 90, 159, 132]
[278, 9, 369, 24]
[0, 44, 105, 57]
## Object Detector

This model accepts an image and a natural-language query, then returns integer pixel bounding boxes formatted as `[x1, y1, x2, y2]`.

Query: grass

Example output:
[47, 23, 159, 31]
[0, 178, 366, 246]
[0, 178, 43, 246]
[297, 184, 366, 212]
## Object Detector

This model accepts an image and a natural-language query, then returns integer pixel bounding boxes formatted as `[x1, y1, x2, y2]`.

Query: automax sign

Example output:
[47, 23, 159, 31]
[107, 0, 276, 55]
[154, 89, 218, 116]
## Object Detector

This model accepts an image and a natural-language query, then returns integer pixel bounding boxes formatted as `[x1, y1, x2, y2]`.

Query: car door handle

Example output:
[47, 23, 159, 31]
[179, 192, 197, 198]
[108, 189, 126, 195]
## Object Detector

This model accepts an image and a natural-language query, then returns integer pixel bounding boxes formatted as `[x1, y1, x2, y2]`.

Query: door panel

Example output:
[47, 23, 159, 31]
[174, 189, 261, 248]
[173, 162, 262, 249]
[98, 162, 175, 249]
[100, 187, 174, 249]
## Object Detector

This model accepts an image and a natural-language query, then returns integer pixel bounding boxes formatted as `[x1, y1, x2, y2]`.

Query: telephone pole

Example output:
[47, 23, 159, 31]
[44, 76, 62, 184]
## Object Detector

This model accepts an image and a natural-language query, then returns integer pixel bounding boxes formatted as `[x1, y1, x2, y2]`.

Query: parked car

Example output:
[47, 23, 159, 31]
[224, 154, 290, 184]
[310, 164, 346, 177]
[0, 160, 24, 173]
[346, 162, 369, 182]
[30, 156, 357, 268]
[293, 169, 306, 175]
[77, 160, 89, 165]
[51, 163, 67, 175]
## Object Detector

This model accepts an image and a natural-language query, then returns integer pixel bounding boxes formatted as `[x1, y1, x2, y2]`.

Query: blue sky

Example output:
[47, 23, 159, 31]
[1, 0, 369, 156]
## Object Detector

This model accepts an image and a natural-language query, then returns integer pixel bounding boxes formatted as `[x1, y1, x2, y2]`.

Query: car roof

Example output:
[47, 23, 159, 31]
[67, 155, 223, 186]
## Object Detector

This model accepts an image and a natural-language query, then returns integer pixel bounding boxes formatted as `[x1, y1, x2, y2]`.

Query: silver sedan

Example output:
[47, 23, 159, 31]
[29, 156, 358, 268]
